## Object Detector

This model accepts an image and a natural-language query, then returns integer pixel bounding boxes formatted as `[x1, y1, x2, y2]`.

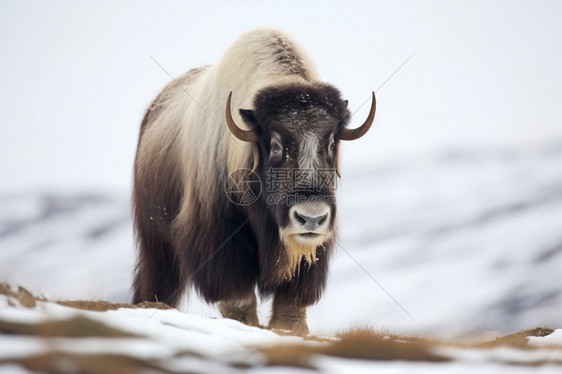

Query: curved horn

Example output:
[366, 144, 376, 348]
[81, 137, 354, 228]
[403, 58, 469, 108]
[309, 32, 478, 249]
[340, 92, 376, 141]
[226, 91, 259, 142]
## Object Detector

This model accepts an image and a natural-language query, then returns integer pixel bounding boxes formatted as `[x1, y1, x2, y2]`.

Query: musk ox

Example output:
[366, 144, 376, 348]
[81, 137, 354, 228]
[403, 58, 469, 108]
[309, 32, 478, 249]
[132, 28, 375, 334]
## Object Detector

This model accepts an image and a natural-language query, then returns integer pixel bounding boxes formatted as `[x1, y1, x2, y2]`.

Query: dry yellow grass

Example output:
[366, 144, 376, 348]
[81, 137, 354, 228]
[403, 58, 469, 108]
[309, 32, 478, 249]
[475, 327, 555, 349]
[1, 281, 172, 312]
[0, 315, 136, 338]
[259, 326, 561, 368]
[10, 352, 170, 374]
[55, 299, 172, 312]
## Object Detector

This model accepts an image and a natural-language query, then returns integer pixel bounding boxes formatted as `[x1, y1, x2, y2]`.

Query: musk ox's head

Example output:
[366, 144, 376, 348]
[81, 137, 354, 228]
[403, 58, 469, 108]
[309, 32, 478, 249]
[226, 83, 375, 275]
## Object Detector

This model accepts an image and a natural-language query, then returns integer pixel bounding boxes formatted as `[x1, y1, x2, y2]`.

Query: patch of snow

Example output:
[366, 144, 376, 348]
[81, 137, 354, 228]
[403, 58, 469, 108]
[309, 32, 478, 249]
[313, 356, 562, 374]
[436, 345, 562, 366]
[0, 337, 46, 360]
[0, 365, 36, 374]
[529, 329, 562, 347]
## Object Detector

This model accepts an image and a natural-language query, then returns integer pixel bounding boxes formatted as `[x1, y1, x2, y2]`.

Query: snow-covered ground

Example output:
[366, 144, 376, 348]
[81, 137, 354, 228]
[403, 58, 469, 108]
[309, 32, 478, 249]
[1, 286, 561, 373]
[1, 1, 562, 372]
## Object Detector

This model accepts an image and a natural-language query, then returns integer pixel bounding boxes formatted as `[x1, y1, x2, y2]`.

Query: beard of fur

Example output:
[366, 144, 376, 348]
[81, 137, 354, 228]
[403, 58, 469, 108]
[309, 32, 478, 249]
[277, 233, 327, 280]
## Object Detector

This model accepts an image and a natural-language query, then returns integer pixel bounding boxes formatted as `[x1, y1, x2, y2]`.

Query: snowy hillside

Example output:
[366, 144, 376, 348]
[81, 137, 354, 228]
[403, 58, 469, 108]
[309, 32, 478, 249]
[2, 139, 562, 339]
[1, 284, 561, 373]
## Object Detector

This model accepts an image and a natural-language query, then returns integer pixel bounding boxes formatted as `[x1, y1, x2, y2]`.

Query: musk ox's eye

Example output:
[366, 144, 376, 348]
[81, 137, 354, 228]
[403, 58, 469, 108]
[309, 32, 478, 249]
[269, 139, 283, 163]
[271, 141, 282, 154]
[329, 140, 336, 153]
[269, 132, 283, 163]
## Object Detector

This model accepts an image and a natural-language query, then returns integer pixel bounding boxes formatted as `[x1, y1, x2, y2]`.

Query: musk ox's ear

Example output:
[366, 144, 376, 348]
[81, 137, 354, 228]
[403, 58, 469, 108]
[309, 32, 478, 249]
[225, 92, 259, 142]
[239, 109, 259, 130]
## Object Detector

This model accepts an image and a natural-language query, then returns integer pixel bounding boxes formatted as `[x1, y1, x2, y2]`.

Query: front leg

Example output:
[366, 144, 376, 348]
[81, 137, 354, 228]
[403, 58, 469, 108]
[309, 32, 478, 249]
[269, 295, 309, 335]
[218, 291, 260, 327]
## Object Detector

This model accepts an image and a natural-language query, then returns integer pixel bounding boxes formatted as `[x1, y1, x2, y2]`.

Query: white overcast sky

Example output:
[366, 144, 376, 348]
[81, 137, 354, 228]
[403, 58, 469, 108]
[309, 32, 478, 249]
[1, 0, 561, 192]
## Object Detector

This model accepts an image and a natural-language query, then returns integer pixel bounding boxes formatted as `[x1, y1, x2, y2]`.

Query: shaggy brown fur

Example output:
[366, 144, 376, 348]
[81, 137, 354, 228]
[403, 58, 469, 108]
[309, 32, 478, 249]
[132, 29, 365, 335]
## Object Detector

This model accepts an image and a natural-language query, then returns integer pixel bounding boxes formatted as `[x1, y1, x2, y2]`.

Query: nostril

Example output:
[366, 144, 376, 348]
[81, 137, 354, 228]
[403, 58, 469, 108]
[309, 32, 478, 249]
[294, 211, 307, 225]
[317, 213, 328, 226]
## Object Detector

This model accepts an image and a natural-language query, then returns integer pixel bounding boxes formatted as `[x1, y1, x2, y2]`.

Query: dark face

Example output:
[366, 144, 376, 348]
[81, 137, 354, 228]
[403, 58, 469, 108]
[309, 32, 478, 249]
[225, 83, 374, 270]
[239, 86, 350, 250]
